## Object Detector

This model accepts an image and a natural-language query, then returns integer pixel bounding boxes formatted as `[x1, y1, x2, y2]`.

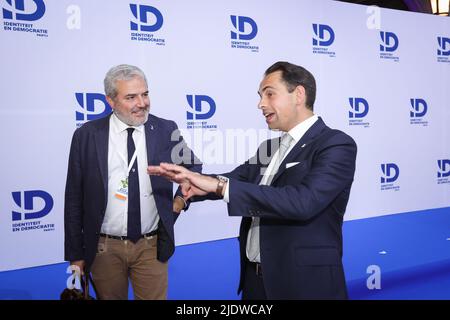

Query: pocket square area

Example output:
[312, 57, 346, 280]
[286, 162, 300, 169]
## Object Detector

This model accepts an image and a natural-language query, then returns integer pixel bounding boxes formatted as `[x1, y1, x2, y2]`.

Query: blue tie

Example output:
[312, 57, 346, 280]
[126, 128, 141, 243]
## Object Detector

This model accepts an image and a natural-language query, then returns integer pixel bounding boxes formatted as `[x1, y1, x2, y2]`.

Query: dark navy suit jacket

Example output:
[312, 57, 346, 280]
[64, 113, 201, 271]
[223, 117, 357, 299]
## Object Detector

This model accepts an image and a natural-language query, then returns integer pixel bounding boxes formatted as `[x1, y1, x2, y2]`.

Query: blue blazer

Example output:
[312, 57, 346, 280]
[64, 114, 201, 271]
[224, 117, 357, 299]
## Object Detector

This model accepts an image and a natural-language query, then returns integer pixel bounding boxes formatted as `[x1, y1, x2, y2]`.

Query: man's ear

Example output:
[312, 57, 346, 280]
[295, 85, 306, 105]
[106, 96, 115, 109]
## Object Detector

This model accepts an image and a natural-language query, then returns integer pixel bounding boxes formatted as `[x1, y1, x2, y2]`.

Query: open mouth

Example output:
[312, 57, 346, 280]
[132, 109, 147, 116]
[264, 112, 275, 122]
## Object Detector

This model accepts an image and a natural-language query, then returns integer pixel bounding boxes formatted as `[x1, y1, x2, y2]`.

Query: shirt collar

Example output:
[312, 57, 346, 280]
[111, 112, 144, 134]
[286, 114, 319, 143]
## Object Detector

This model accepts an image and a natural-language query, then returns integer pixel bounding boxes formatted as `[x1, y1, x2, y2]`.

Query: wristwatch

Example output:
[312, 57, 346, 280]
[215, 175, 228, 197]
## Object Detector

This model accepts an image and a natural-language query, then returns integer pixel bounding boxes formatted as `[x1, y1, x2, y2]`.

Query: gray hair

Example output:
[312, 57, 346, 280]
[104, 64, 148, 99]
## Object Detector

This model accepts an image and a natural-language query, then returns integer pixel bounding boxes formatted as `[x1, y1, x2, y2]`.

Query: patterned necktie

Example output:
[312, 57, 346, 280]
[126, 128, 141, 243]
[246, 133, 294, 262]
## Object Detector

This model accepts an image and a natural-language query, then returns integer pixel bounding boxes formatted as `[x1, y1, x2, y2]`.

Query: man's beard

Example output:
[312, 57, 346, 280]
[115, 107, 149, 126]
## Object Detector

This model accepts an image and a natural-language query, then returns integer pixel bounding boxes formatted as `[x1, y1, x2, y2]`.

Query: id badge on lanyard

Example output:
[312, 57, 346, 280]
[115, 178, 129, 201]
[113, 131, 144, 201]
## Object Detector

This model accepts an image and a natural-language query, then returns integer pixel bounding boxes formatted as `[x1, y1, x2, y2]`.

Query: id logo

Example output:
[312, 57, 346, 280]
[410, 98, 428, 126]
[380, 31, 399, 62]
[312, 24, 336, 57]
[348, 97, 370, 128]
[2, 0, 48, 37]
[437, 159, 450, 184]
[230, 15, 259, 52]
[437, 37, 450, 63]
[75, 93, 112, 128]
[129, 4, 165, 45]
[11, 190, 55, 232]
[186, 94, 217, 129]
[381, 163, 400, 191]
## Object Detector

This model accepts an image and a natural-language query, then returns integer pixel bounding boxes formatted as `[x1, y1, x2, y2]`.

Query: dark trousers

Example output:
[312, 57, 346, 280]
[242, 261, 267, 300]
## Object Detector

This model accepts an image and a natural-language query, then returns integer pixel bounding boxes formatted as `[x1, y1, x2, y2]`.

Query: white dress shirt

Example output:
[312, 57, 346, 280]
[101, 113, 159, 236]
[223, 114, 319, 262]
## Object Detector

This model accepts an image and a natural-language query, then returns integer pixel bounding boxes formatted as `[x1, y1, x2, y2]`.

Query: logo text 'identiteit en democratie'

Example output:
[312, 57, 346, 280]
[437, 159, 450, 185]
[409, 98, 428, 126]
[230, 15, 259, 52]
[186, 94, 217, 129]
[379, 31, 399, 62]
[348, 97, 370, 128]
[129, 4, 165, 45]
[11, 190, 55, 233]
[2, 0, 48, 37]
[380, 163, 400, 191]
[312, 24, 336, 58]
[437, 37, 450, 63]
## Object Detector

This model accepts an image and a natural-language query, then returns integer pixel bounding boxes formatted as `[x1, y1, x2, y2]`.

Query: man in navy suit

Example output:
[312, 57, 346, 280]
[64, 64, 201, 299]
[148, 61, 357, 299]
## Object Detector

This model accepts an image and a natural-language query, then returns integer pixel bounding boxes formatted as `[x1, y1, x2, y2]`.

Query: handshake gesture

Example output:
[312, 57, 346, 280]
[148, 163, 227, 200]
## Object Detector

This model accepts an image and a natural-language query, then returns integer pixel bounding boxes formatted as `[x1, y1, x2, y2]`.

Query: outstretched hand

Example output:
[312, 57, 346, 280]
[147, 163, 219, 200]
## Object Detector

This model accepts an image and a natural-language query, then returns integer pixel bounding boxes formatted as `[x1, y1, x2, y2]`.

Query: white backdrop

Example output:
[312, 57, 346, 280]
[1, 0, 449, 271]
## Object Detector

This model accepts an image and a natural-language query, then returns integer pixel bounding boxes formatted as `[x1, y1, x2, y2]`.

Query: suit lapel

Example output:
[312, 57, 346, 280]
[144, 116, 166, 199]
[94, 115, 110, 197]
[270, 117, 327, 184]
[144, 116, 158, 165]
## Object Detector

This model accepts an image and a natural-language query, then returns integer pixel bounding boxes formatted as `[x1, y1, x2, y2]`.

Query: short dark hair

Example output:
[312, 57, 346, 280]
[265, 61, 316, 110]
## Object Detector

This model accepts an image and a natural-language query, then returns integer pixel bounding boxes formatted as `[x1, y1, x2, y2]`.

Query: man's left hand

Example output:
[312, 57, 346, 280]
[173, 196, 186, 213]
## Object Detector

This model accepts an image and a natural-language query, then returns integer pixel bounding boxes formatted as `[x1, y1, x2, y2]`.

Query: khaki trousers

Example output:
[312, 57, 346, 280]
[90, 235, 168, 300]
